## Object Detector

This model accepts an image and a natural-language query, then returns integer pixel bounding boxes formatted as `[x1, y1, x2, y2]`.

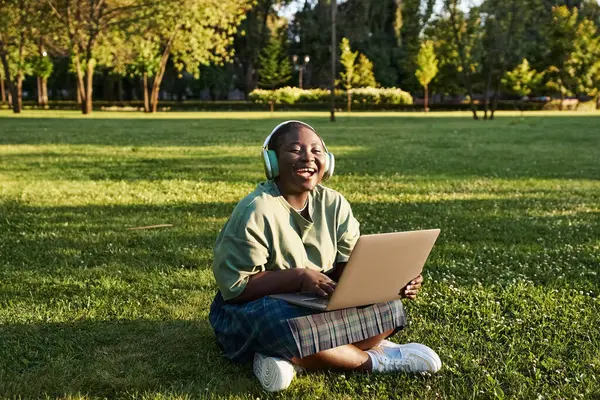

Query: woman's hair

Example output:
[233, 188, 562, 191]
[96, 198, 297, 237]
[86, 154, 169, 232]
[267, 121, 318, 155]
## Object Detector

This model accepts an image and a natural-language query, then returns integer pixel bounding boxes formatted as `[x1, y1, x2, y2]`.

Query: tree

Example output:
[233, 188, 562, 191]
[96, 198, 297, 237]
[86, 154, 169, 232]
[501, 58, 543, 115]
[124, 0, 250, 113]
[424, 15, 465, 99]
[415, 40, 438, 112]
[545, 5, 579, 110]
[234, 0, 292, 95]
[257, 34, 292, 89]
[396, 0, 437, 92]
[339, 37, 358, 112]
[355, 53, 378, 87]
[33, 1, 64, 107]
[479, 0, 529, 120]
[444, 0, 484, 120]
[31, 51, 53, 107]
[0, 0, 38, 113]
[47, 0, 146, 114]
[569, 18, 600, 108]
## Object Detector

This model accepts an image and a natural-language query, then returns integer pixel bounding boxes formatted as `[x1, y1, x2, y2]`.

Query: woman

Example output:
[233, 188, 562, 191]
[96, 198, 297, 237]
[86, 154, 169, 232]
[209, 121, 441, 392]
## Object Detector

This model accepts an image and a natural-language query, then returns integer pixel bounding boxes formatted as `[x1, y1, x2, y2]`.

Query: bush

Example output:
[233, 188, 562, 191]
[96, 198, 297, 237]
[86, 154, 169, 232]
[249, 87, 413, 105]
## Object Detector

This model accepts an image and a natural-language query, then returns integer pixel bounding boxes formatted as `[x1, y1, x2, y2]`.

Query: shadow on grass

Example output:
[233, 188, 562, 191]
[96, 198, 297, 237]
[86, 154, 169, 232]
[1, 197, 598, 289]
[0, 202, 237, 275]
[0, 151, 263, 183]
[0, 318, 261, 398]
[1, 115, 600, 180]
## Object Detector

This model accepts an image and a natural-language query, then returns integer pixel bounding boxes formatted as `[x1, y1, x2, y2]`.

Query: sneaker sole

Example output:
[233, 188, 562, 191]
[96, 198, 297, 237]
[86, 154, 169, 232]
[253, 354, 294, 392]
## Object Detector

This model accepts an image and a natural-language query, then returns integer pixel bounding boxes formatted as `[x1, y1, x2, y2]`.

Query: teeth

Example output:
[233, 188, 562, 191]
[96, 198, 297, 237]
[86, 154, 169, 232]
[297, 168, 315, 173]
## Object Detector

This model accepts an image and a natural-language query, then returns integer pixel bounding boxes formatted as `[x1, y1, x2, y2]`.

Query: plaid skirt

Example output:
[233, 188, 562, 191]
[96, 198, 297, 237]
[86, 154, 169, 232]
[209, 291, 407, 362]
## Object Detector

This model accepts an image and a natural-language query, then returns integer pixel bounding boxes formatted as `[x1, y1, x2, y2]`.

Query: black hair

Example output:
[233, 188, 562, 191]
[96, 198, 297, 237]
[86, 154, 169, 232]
[267, 122, 320, 155]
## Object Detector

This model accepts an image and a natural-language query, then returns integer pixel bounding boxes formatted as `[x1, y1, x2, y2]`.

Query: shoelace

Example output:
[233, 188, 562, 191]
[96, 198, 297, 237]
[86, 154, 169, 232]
[377, 354, 417, 373]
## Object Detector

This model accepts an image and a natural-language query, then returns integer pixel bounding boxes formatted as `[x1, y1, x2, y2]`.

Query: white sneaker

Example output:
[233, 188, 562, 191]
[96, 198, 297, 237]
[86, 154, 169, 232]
[253, 353, 299, 392]
[367, 340, 442, 373]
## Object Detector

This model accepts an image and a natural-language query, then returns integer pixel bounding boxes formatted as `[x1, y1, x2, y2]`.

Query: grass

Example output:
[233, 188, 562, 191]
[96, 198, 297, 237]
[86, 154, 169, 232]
[0, 110, 599, 399]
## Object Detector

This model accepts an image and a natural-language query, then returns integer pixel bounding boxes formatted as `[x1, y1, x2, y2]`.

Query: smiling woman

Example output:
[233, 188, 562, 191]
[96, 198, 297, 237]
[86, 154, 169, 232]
[208, 120, 441, 392]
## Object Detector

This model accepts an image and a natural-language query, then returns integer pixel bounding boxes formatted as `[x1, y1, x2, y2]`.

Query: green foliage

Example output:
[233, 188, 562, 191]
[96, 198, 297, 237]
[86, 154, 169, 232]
[249, 86, 413, 105]
[415, 40, 438, 88]
[544, 6, 579, 97]
[355, 54, 378, 88]
[502, 58, 543, 98]
[257, 34, 292, 89]
[424, 16, 464, 95]
[29, 54, 54, 79]
[0, 111, 599, 398]
[569, 18, 600, 97]
[397, 0, 437, 91]
[0, 0, 39, 78]
[339, 37, 359, 91]
[542, 5, 600, 101]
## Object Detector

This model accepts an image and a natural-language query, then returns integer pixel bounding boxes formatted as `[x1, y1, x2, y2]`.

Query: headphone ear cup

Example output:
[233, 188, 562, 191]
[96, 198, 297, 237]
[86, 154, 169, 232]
[262, 149, 273, 179]
[266, 149, 279, 179]
[323, 152, 335, 180]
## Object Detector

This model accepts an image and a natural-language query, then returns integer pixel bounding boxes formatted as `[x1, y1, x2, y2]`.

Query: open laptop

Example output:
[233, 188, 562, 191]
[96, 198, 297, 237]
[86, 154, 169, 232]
[270, 229, 440, 311]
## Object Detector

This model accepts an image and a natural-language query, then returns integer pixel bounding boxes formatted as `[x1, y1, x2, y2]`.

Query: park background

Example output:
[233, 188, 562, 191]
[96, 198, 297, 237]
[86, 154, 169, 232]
[1, 0, 600, 399]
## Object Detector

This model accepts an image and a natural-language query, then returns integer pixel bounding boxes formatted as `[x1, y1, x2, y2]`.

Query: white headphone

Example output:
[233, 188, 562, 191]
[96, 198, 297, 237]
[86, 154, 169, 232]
[261, 120, 335, 180]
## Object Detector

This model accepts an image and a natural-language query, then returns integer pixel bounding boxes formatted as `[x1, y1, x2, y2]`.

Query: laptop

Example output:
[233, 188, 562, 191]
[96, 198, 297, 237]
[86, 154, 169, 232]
[270, 229, 440, 311]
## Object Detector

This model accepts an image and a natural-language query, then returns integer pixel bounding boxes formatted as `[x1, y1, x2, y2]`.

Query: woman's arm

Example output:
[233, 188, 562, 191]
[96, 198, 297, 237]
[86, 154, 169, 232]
[226, 268, 336, 304]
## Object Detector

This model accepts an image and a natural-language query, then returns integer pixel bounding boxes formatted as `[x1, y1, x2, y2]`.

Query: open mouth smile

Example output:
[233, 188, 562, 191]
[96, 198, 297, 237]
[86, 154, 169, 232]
[295, 167, 317, 179]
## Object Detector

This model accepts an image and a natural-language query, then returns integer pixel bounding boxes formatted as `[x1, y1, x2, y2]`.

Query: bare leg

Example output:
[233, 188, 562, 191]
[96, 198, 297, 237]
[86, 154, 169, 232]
[290, 329, 395, 372]
[353, 329, 395, 351]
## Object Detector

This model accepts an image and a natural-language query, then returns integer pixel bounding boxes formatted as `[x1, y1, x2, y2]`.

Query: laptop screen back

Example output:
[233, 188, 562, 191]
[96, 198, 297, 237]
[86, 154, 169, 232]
[326, 229, 440, 311]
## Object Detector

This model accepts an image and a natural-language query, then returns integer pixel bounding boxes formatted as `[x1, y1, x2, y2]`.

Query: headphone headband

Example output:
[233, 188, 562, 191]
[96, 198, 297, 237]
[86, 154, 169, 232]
[262, 120, 329, 152]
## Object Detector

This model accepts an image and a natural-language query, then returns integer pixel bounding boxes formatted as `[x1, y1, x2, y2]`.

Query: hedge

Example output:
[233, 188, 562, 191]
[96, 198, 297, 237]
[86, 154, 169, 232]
[249, 87, 414, 106]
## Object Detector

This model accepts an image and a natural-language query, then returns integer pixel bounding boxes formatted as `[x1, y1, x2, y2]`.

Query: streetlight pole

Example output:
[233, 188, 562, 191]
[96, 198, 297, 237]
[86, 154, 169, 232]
[330, 0, 336, 122]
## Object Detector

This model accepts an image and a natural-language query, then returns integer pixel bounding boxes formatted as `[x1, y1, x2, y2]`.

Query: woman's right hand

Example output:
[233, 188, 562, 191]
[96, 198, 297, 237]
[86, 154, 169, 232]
[299, 269, 336, 297]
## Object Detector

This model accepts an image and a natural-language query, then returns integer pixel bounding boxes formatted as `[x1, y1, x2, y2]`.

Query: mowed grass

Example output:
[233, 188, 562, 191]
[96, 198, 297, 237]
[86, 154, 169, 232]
[0, 110, 599, 399]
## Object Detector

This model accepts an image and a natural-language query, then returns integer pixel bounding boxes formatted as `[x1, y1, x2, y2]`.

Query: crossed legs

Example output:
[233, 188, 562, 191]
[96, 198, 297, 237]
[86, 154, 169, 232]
[289, 328, 395, 372]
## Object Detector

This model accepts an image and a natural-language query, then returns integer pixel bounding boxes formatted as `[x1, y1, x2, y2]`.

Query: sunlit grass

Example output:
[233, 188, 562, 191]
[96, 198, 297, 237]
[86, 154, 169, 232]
[0, 111, 599, 399]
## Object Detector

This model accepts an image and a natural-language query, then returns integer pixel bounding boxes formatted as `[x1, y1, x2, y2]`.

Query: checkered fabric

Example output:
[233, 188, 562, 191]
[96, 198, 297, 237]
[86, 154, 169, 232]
[209, 291, 406, 362]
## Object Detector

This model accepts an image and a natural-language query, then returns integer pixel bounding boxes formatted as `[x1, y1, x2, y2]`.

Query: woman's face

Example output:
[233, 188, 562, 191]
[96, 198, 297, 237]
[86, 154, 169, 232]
[275, 127, 327, 194]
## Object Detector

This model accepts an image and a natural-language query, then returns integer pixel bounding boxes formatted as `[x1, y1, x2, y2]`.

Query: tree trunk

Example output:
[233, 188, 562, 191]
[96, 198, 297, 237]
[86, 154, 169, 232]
[143, 72, 150, 112]
[424, 85, 429, 112]
[596, 94, 599, 110]
[150, 36, 176, 113]
[14, 74, 22, 113]
[37, 76, 43, 105]
[490, 78, 501, 120]
[41, 77, 48, 106]
[76, 78, 82, 104]
[1, 75, 6, 103]
[83, 61, 94, 114]
[2, 53, 14, 107]
[347, 90, 351, 112]
[37, 40, 48, 106]
[483, 66, 493, 120]
[150, 58, 167, 113]
[447, 0, 478, 120]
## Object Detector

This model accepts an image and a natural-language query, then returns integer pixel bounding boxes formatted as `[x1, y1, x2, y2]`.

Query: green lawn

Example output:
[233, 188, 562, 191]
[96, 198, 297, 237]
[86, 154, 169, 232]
[0, 110, 599, 399]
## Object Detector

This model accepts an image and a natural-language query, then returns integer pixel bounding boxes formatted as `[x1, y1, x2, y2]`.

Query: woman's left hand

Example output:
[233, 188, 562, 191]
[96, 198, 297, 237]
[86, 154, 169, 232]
[400, 274, 423, 300]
